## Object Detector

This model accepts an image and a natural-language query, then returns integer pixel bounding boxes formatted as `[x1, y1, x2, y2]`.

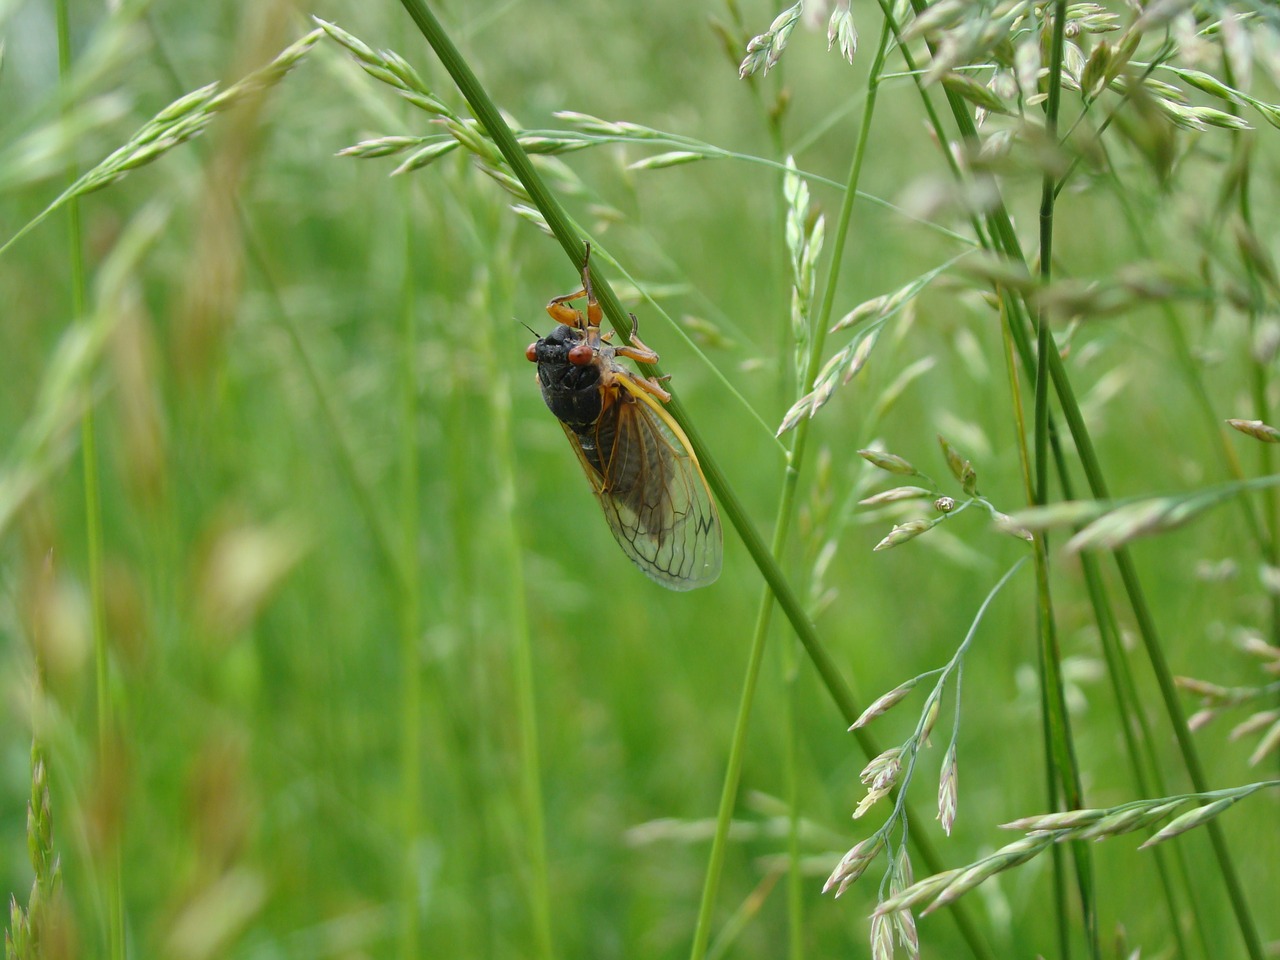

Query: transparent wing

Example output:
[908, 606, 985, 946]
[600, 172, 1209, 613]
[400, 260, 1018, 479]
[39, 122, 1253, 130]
[562, 382, 722, 590]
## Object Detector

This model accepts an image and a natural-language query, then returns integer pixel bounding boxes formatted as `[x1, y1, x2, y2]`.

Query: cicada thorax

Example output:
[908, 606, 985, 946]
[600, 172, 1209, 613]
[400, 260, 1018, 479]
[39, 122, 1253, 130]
[531, 325, 604, 421]
[530, 324, 644, 485]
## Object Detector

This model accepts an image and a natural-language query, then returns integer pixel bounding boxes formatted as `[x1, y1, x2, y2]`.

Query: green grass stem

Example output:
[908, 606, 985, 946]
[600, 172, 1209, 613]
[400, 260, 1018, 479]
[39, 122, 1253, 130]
[56, 1, 124, 956]
[396, 178, 424, 960]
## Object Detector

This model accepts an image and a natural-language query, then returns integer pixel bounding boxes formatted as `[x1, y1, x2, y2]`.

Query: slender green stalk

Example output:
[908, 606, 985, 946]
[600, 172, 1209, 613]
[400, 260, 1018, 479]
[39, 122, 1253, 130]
[56, 2, 123, 957]
[782, 649, 803, 960]
[485, 228, 556, 960]
[1034, 4, 1098, 957]
[396, 179, 424, 960]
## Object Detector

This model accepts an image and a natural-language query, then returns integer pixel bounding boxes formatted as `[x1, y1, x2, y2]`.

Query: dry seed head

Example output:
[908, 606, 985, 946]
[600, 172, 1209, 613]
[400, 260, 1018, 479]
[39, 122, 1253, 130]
[993, 512, 1035, 542]
[936, 435, 970, 485]
[870, 912, 893, 960]
[823, 833, 886, 896]
[937, 745, 958, 835]
[1174, 675, 1229, 699]
[1188, 708, 1218, 731]
[1240, 634, 1280, 662]
[854, 784, 892, 819]
[859, 450, 918, 475]
[859, 486, 934, 506]
[1247, 718, 1280, 765]
[918, 695, 940, 745]
[850, 678, 920, 730]
[1227, 418, 1280, 443]
[860, 748, 904, 790]
[874, 519, 932, 551]
[828, 1, 858, 64]
[1229, 709, 1279, 741]
[889, 849, 920, 957]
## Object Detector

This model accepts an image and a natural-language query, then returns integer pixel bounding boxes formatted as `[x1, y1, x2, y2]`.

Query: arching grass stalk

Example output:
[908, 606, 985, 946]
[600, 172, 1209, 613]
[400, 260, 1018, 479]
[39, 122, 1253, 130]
[55, 1, 124, 957]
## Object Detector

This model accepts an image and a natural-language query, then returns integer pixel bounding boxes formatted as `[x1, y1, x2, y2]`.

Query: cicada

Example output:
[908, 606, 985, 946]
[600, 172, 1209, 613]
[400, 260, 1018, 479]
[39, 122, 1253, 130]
[525, 249, 722, 590]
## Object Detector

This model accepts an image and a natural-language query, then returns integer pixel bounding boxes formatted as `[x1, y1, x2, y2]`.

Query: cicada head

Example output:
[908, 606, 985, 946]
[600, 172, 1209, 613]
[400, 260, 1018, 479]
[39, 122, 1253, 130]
[527, 324, 606, 432]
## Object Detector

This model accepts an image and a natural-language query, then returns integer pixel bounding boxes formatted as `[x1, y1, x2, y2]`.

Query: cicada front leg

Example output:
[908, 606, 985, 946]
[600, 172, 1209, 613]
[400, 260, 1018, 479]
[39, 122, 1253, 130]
[545, 246, 602, 333]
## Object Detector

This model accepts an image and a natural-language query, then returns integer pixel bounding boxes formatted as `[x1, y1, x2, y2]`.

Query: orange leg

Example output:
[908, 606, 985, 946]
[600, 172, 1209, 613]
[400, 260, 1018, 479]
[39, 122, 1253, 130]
[620, 370, 672, 403]
[615, 313, 659, 364]
[545, 288, 587, 328]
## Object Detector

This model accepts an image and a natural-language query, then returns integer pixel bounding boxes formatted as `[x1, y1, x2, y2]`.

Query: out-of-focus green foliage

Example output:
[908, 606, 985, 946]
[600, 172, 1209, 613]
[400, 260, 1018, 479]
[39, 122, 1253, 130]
[2, 2, 1278, 958]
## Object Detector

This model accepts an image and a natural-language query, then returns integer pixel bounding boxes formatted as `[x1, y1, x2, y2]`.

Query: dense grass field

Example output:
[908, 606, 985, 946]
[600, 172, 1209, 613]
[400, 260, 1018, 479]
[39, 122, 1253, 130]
[3, 1, 1279, 958]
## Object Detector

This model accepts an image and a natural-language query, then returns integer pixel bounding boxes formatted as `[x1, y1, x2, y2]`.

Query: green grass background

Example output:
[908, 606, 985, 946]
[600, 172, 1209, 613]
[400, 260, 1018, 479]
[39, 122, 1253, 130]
[2, 1, 1277, 958]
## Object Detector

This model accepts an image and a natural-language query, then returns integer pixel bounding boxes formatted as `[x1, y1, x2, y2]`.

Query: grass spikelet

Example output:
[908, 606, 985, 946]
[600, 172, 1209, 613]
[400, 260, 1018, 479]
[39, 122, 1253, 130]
[827, 0, 858, 64]
[4, 745, 67, 960]
[873, 519, 933, 551]
[859, 449, 919, 476]
[850, 678, 920, 730]
[936, 745, 958, 835]
[626, 150, 705, 171]
[1226, 418, 1280, 443]
[858, 485, 934, 506]
[937, 435, 977, 496]
[1139, 797, 1238, 848]
[738, 2, 804, 79]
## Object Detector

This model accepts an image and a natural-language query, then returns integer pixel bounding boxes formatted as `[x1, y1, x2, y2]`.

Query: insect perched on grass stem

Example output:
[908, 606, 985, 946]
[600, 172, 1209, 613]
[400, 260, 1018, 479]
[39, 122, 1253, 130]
[525, 247, 722, 590]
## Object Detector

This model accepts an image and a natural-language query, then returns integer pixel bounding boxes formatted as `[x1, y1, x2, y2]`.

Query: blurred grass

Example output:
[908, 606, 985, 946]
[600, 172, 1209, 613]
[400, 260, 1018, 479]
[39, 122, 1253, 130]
[3, 1, 1280, 959]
